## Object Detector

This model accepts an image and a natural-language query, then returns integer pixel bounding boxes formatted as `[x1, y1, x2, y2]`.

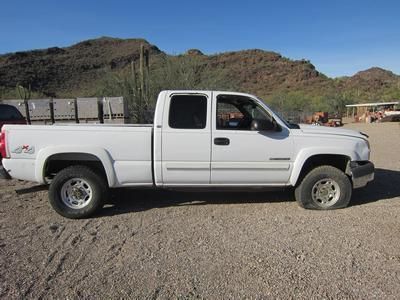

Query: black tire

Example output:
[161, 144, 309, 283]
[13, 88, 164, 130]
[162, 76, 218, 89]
[295, 165, 352, 210]
[49, 165, 108, 219]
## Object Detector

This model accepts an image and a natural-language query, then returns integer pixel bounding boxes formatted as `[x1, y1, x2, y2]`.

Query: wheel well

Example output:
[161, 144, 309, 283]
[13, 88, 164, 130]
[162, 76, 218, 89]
[296, 154, 350, 186]
[44, 153, 108, 183]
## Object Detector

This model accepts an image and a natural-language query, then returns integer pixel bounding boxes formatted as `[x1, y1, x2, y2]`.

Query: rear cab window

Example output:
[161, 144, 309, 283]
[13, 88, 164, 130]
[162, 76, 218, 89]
[168, 95, 207, 129]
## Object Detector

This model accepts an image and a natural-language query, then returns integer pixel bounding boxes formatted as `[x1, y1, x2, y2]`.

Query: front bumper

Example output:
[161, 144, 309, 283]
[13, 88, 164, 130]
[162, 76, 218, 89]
[0, 165, 11, 180]
[350, 161, 374, 189]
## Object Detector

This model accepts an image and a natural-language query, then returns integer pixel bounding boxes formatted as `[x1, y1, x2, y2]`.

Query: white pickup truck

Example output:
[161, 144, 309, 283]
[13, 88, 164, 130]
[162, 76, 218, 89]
[0, 90, 374, 218]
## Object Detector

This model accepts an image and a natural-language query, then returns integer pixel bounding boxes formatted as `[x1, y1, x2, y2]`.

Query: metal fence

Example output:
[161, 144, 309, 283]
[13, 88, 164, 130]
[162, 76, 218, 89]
[1, 97, 129, 124]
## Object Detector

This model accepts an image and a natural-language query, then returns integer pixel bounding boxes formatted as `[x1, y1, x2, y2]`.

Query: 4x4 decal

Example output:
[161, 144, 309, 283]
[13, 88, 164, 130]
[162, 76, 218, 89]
[11, 145, 35, 154]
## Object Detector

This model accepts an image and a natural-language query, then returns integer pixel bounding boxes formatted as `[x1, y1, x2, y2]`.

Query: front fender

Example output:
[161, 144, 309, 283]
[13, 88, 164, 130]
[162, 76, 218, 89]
[35, 146, 117, 186]
[289, 147, 357, 186]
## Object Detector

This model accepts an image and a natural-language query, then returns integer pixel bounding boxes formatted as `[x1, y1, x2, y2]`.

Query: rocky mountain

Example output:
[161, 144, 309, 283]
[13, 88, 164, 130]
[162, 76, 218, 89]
[0, 37, 161, 97]
[337, 67, 400, 98]
[0, 37, 399, 103]
[205, 49, 331, 97]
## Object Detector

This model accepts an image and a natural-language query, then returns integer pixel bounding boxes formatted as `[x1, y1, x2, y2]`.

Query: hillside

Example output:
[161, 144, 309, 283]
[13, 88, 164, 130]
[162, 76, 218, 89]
[0, 37, 162, 97]
[0, 37, 399, 106]
[336, 67, 400, 101]
[206, 49, 331, 97]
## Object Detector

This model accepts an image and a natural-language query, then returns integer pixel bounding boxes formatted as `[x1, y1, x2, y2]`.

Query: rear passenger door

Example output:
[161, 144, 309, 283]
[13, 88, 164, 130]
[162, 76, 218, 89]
[161, 92, 212, 185]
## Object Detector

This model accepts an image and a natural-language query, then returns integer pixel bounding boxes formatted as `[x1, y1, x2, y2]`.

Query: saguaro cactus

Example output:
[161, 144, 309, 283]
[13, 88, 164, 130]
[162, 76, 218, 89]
[126, 44, 152, 123]
[16, 84, 31, 101]
[16, 84, 32, 124]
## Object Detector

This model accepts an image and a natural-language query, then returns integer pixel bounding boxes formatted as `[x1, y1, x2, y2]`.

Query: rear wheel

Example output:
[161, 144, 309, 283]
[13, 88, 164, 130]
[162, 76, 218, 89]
[49, 166, 108, 219]
[295, 165, 352, 210]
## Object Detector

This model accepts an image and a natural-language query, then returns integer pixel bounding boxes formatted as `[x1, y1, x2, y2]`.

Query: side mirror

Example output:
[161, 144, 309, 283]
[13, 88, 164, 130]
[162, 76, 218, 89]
[251, 119, 281, 131]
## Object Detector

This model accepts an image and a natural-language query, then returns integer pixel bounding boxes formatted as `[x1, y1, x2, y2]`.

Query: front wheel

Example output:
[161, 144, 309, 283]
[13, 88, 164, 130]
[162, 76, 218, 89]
[49, 166, 108, 219]
[295, 165, 352, 210]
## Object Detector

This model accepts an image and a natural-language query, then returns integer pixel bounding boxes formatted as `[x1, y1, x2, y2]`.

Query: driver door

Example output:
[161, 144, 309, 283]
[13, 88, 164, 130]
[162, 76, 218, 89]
[211, 93, 294, 185]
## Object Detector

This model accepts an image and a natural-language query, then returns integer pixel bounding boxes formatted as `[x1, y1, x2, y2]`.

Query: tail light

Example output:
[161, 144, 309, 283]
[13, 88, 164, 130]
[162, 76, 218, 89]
[0, 128, 8, 159]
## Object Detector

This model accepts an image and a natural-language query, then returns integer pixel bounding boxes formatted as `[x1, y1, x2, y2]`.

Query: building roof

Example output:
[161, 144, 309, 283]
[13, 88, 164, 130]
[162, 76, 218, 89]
[345, 101, 399, 108]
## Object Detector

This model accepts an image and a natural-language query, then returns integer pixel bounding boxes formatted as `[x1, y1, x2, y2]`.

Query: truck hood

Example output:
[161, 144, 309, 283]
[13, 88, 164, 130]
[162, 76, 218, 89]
[298, 124, 367, 140]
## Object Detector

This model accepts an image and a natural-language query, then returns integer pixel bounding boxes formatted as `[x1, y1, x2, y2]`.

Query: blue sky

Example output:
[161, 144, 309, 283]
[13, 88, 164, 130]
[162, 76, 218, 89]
[1, 0, 399, 77]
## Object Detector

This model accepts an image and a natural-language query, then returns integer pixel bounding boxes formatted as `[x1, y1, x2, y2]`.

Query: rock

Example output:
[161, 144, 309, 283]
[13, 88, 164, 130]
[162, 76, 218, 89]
[185, 49, 204, 56]
[49, 223, 59, 233]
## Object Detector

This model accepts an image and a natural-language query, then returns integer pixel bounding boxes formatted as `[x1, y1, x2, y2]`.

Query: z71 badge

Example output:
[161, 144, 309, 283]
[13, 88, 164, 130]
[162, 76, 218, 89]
[12, 145, 35, 154]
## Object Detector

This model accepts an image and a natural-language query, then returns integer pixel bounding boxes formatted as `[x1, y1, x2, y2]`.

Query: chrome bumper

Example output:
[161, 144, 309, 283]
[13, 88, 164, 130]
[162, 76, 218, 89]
[350, 161, 374, 189]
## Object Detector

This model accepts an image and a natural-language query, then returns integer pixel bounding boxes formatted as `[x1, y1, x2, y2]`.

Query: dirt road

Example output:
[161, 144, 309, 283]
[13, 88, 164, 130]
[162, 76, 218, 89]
[0, 123, 399, 299]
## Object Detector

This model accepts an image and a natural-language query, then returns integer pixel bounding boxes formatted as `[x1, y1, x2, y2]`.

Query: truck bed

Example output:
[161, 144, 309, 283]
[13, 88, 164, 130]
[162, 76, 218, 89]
[3, 124, 154, 186]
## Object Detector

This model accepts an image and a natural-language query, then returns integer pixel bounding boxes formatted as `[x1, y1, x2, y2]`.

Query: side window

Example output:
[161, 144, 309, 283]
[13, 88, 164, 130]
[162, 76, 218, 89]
[169, 95, 207, 129]
[216, 96, 272, 130]
[216, 102, 244, 130]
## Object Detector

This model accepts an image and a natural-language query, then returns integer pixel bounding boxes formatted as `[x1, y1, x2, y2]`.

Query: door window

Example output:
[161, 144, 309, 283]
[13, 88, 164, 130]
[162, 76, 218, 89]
[216, 95, 272, 130]
[169, 95, 207, 129]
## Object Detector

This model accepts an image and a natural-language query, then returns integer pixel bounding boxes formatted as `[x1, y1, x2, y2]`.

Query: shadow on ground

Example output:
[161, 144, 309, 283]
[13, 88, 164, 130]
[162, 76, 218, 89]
[351, 168, 400, 206]
[101, 188, 294, 217]
[98, 168, 400, 217]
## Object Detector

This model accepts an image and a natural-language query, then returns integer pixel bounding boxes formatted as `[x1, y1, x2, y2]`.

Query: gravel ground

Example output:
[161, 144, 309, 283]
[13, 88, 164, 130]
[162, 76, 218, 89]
[0, 122, 399, 299]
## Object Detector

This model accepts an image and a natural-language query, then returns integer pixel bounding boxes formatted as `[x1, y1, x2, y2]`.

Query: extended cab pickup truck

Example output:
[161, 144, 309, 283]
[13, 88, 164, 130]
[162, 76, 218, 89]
[0, 90, 374, 218]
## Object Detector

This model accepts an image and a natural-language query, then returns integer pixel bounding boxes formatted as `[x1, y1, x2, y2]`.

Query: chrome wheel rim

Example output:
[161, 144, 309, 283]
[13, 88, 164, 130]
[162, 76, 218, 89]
[311, 178, 341, 207]
[60, 178, 93, 209]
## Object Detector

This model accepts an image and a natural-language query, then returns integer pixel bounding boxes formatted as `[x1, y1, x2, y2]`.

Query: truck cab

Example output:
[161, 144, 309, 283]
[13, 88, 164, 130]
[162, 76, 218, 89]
[154, 91, 294, 187]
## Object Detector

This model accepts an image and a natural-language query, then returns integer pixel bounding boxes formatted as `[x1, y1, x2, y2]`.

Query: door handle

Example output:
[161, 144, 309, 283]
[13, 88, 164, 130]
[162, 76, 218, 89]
[214, 137, 230, 146]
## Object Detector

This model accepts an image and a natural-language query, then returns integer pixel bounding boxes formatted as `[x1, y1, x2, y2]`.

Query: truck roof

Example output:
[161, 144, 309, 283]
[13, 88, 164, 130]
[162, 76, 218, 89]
[161, 90, 259, 99]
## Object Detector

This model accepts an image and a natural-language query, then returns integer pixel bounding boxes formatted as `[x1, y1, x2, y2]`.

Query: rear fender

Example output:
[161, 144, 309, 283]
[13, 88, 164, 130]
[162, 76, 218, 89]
[36, 146, 117, 186]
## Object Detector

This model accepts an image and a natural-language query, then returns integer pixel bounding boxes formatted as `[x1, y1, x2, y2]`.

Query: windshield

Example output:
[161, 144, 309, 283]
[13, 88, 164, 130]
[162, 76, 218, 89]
[255, 97, 300, 129]
[273, 110, 295, 128]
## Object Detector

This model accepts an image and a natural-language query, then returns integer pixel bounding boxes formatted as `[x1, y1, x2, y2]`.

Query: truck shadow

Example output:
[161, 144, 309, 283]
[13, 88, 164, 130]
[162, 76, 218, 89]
[350, 168, 400, 206]
[101, 189, 294, 217]
[99, 168, 400, 217]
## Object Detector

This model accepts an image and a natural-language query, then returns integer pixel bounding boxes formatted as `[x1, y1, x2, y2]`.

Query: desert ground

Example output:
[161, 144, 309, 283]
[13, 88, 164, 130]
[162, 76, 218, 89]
[0, 122, 399, 299]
